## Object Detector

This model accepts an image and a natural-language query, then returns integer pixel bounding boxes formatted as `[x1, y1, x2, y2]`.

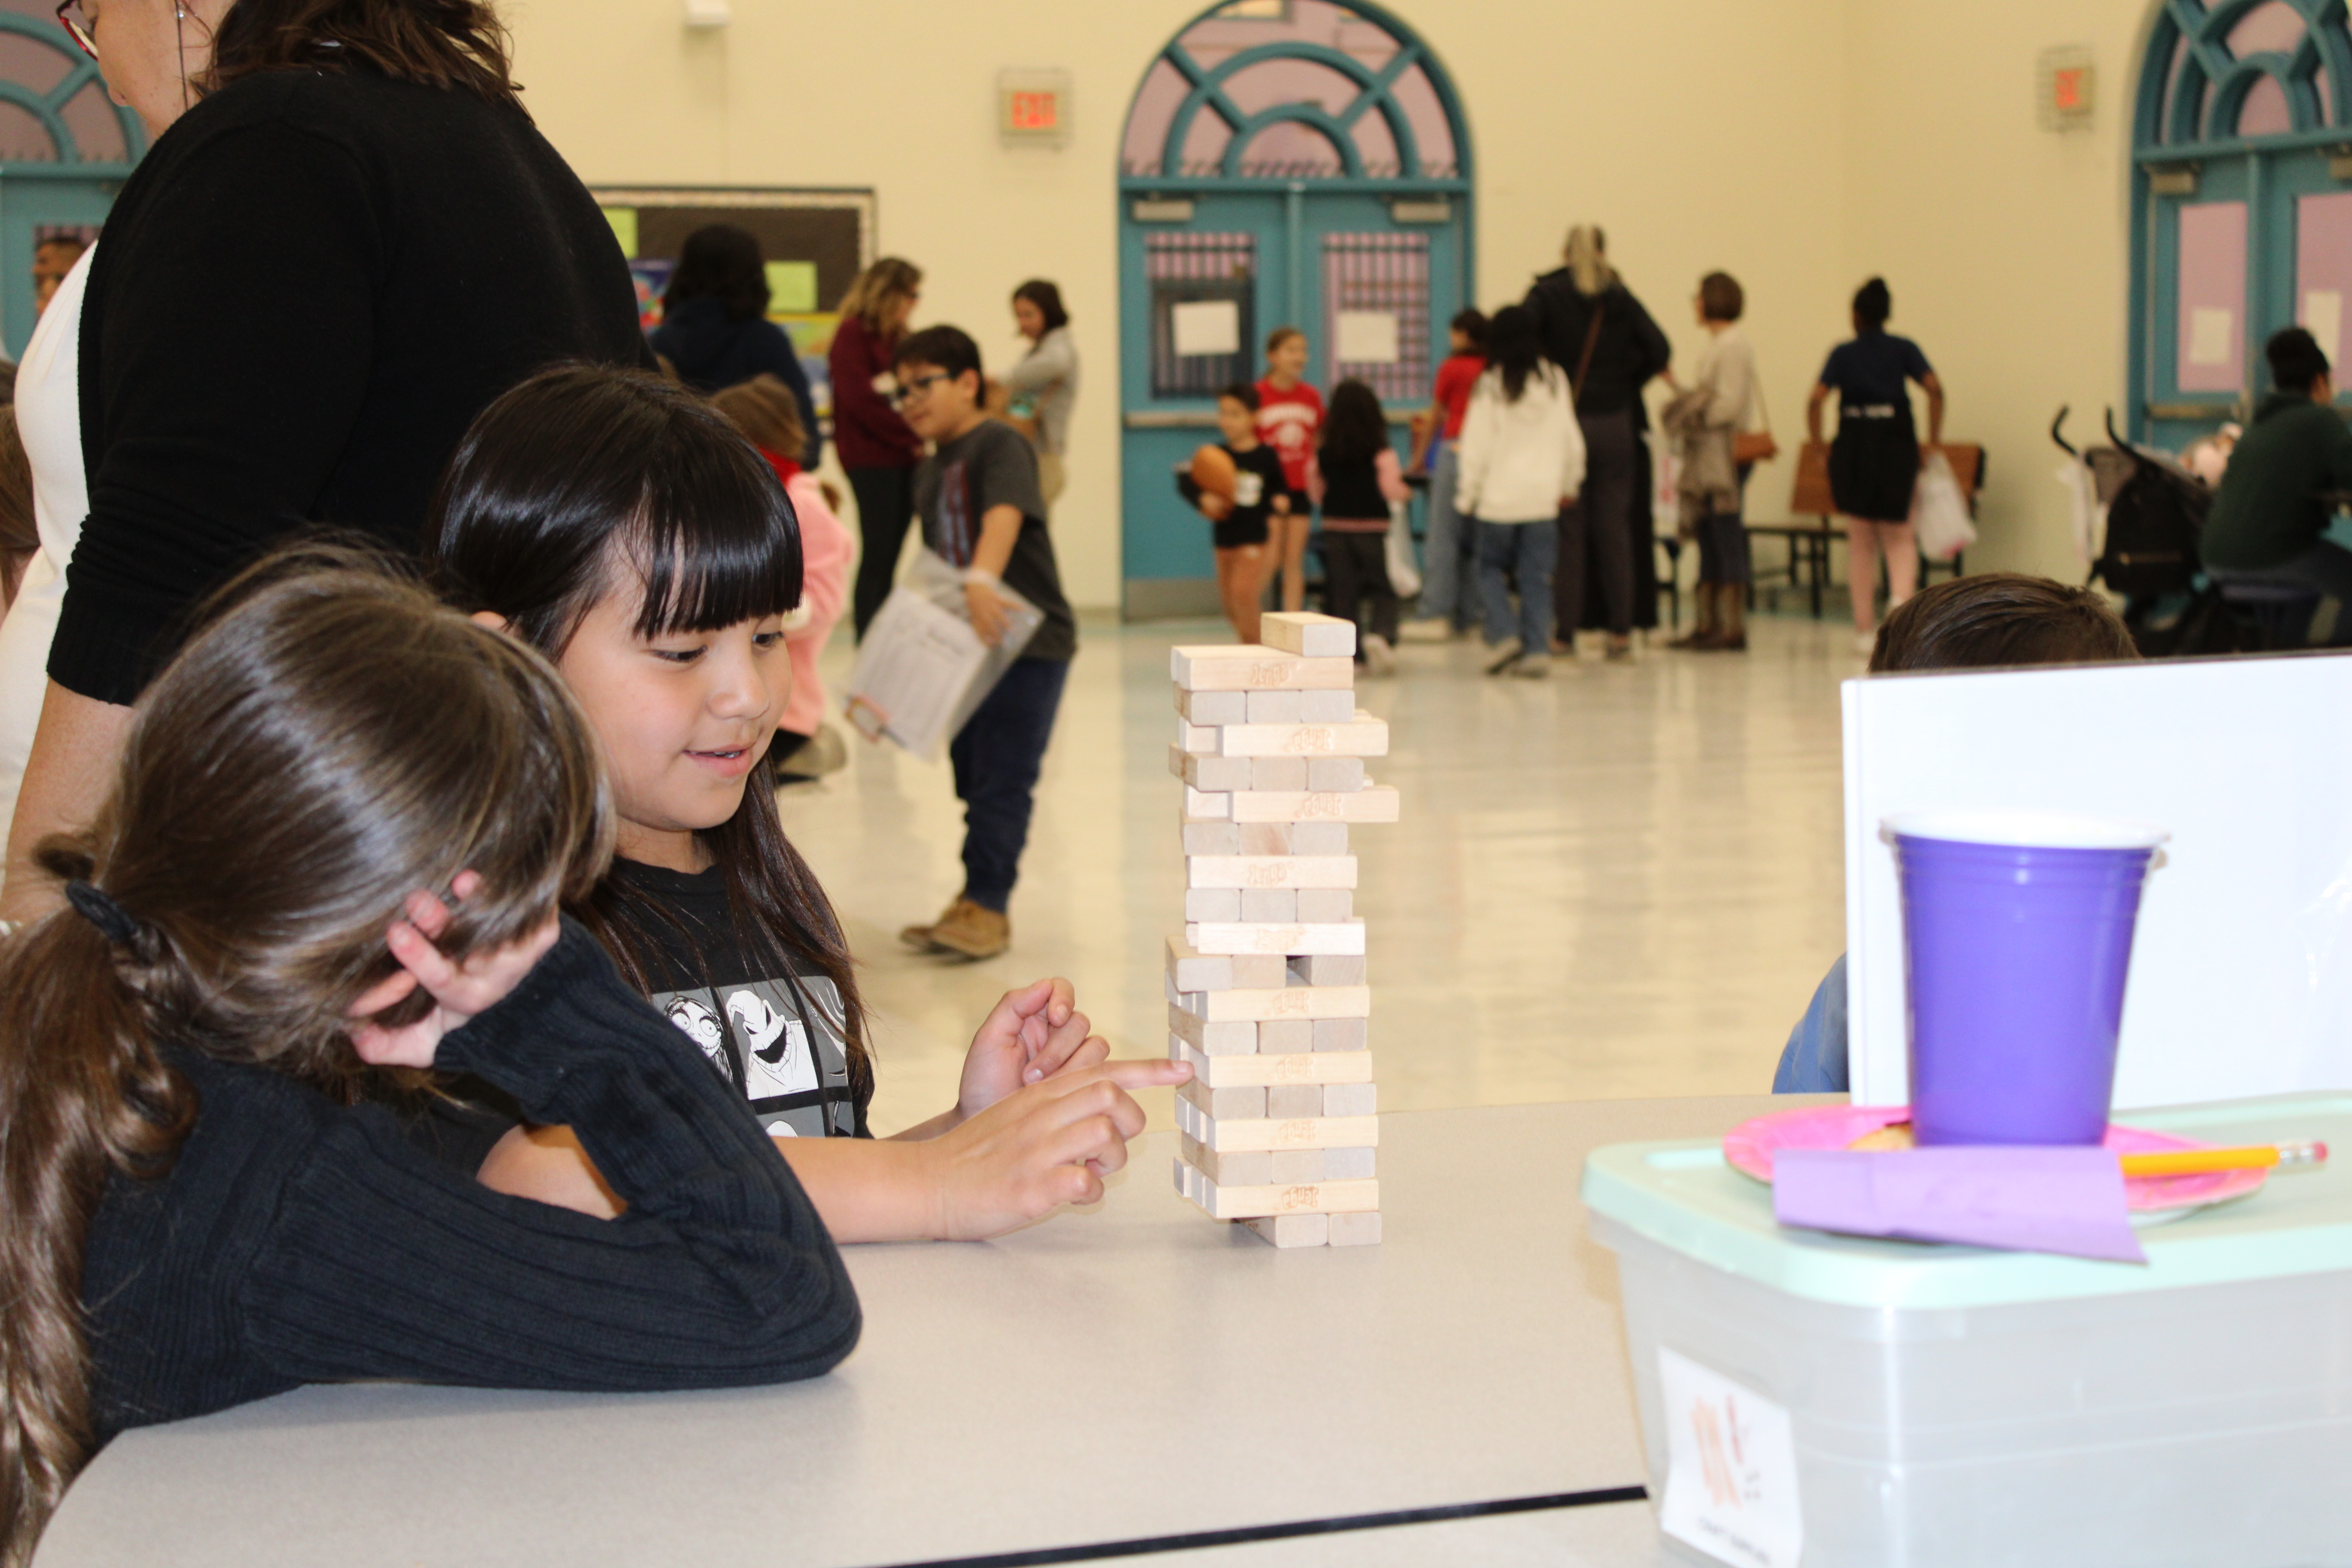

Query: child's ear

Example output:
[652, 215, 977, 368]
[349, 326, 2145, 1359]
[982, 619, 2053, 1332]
[469, 609, 516, 638]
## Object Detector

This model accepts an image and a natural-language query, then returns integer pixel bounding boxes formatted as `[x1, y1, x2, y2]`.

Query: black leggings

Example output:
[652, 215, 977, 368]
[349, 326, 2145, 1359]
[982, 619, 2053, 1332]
[1319, 530, 1400, 646]
[848, 465, 917, 639]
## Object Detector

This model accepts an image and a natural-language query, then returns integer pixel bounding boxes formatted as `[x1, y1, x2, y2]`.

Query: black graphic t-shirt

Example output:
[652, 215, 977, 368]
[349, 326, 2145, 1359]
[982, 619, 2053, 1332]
[608, 858, 870, 1140]
[912, 417, 1077, 662]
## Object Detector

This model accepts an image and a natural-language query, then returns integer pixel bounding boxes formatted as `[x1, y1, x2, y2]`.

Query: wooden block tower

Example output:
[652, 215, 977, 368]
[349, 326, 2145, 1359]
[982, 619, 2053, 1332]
[1166, 611, 1397, 1249]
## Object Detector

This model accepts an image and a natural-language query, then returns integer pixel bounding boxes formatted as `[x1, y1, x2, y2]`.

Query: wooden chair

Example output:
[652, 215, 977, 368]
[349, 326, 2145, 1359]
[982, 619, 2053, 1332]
[1746, 442, 1984, 617]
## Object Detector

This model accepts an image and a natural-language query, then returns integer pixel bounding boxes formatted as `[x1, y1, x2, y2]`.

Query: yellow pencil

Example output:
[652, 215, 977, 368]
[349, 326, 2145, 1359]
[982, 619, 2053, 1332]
[2119, 1141, 2328, 1178]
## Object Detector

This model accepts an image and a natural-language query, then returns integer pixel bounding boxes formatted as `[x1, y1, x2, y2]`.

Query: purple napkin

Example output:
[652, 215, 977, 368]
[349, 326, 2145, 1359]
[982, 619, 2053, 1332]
[1773, 1146, 2147, 1263]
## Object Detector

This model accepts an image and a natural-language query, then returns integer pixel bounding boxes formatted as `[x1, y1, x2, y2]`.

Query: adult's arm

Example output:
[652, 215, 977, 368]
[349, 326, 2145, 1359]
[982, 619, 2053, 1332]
[0, 682, 127, 919]
[2328, 410, 2352, 490]
[242, 918, 860, 1390]
[1624, 292, 1673, 390]
[1919, 371, 1946, 447]
[1806, 383, 1833, 444]
[998, 330, 1076, 397]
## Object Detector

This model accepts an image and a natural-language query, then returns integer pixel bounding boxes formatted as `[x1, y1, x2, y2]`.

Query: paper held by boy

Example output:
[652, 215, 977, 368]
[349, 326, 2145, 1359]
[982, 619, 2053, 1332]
[845, 548, 1042, 760]
[1842, 654, 2352, 1111]
[1168, 612, 1394, 1249]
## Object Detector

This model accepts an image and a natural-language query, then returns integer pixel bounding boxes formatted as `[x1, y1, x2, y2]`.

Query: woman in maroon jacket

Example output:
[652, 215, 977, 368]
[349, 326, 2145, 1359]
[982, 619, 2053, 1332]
[830, 258, 925, 637]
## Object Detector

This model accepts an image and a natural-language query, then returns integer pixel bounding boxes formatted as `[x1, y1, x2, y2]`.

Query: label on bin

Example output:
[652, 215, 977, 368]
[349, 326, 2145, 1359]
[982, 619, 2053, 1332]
[1657, 1348, 1802, 1568]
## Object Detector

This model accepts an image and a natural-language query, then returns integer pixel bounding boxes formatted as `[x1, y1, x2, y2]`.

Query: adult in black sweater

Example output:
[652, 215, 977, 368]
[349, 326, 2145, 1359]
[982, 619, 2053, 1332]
[650, 223, 823, 470]
[0, 560, 857, 1566]
[1525, 225, 1672, 652]
[4, 0, 649, 920]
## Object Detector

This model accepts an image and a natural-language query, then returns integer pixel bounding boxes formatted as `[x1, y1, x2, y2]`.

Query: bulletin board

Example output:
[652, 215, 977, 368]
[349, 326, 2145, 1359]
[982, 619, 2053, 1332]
[593, 186, 877, 421]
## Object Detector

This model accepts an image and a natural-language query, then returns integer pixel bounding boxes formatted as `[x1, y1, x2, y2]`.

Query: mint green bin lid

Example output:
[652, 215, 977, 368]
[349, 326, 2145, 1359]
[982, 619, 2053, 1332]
[1580, 1092, 2352, 1310]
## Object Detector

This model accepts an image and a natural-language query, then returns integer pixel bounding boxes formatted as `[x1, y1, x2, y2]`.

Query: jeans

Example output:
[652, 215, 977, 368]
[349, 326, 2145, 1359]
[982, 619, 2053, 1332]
[1475, 519, 1557, 653]
[1418, 439, 1476, 628]
[949, 656, 1069, 912]
[2207, 541, 2352, 647]
[1319, 530, 1401, 646]
[847, 464, 916, 639]
[1556, 409, 1636, 637]
[1694, 512, 1751, 584]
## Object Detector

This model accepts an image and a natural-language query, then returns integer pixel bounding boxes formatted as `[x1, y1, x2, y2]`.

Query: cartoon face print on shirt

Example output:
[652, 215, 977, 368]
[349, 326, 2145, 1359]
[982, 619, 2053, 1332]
[665, 994, 737, 1087]
[728, 985, 819, 1100]
[652, 975, 855, 1138]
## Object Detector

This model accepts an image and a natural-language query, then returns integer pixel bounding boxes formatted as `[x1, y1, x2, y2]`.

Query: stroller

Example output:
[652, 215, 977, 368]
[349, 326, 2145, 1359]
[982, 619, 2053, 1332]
[2053, 407, 2231, 657]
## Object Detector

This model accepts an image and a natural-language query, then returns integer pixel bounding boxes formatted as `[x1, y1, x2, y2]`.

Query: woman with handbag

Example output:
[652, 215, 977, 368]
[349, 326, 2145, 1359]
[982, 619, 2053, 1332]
[1667, 272, 1768, 651]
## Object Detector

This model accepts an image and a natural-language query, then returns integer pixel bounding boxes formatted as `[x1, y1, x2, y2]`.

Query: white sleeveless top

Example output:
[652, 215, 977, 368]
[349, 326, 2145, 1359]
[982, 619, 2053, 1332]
[0, 240, 97, 881]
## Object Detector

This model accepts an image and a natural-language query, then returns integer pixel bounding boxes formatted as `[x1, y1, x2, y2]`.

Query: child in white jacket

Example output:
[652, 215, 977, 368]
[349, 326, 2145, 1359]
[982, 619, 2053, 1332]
[1454, 305, 1586, 677]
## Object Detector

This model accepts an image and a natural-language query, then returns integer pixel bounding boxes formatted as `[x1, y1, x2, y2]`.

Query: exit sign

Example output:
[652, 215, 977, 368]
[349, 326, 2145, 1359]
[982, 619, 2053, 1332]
[2036, 45, 2095, 131]
[999, 69, 1071, 146]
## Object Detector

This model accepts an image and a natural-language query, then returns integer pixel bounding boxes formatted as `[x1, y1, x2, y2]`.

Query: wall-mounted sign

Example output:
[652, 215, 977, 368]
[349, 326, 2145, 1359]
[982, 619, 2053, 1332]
[2036, 45, 2095, 132]
[999, 69, 1072, 147]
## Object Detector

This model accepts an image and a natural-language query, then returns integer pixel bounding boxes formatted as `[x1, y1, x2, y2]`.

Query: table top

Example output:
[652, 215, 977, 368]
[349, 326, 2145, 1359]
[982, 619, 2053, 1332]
[37, 1096, 1804, 1568]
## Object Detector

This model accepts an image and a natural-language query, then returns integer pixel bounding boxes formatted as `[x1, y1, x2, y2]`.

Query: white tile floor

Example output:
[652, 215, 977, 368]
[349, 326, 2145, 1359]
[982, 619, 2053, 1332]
[782, 612, 1867, 1135]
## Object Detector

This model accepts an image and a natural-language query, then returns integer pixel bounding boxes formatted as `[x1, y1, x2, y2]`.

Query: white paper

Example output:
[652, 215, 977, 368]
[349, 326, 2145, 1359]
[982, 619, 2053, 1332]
[1333, 309, 1400, 365]
[2187, 306, 2234, 367]
[2303, 289, 2344, 368]
[843, 589, 988, 759]
[1657, 1348, 1803, 1568]
[1171, 300, 1240, 358]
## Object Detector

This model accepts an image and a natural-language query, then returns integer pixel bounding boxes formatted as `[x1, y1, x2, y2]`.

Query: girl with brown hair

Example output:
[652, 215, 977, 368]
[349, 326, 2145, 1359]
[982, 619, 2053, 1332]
[830, 256, 926, 636]
[0, 557, 860, 1566]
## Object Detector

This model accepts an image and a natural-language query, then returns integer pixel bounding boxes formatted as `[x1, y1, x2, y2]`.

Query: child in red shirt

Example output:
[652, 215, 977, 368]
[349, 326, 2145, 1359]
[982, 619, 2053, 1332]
[1254, 326, 1323, 613]
[1404, 308, 1488, 639]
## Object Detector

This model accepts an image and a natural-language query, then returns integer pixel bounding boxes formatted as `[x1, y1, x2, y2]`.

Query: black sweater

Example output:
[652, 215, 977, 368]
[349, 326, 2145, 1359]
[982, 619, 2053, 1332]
[56, 69, 651, 705]
[650, 298, 822, 470]
[79, 919, 860, 1447]
[1524, 269, 1672, 420]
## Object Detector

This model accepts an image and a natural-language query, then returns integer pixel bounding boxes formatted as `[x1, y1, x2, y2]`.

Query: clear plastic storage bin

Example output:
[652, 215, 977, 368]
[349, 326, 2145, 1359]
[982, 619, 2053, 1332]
[1582, 1093, 2352, 1568]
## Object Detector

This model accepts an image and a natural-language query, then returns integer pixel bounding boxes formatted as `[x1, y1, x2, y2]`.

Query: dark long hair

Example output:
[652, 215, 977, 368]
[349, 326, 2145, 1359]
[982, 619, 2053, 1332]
[1013, 279, 1068, 332]
[205, 0, 524, 113]
[0, 555, 609, 1567]
[424, 365, 872, 1099]
[664, 225, 771, 323]
[1318, 379, 1388, 470]
[1484, 303, 1546, 403]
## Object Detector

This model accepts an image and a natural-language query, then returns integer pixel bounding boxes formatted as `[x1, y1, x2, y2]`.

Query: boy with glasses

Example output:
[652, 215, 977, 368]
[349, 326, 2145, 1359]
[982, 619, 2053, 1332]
[890, 325, 1076, 960]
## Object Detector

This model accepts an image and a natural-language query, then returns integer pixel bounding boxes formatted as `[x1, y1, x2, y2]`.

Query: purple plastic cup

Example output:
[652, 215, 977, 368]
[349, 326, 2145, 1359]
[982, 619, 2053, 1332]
[1884, 812, 2167, 1147]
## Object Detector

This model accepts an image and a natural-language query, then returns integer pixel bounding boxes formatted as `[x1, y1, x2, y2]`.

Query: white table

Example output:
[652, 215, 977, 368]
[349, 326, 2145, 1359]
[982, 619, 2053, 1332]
[38, 1097, 1805, 1567]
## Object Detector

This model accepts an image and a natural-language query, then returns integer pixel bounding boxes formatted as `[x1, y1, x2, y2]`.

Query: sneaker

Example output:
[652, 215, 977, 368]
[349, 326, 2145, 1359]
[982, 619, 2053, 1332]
[928, 899, 1010, 960]
[1508, 652, 1550, 678]
[1483, 642, 1524, 676]
[899, 895, 969, 952]
[771, 723, 848, 784]
[1854, 630, 1878, 655]
[1397, 617, 1455, 644]
[1360, 632, 1397, 676]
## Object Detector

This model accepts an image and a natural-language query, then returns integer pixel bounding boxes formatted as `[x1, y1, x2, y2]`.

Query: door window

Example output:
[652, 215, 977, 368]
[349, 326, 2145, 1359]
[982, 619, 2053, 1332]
[2294, 191, 2352, 370]
[1321, 231, 1428, 405]
[1147, 231, 1257, 397]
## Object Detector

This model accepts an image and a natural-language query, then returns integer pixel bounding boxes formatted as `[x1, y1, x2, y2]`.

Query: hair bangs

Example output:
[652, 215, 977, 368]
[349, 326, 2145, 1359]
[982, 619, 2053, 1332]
[626, 455, 805, 638]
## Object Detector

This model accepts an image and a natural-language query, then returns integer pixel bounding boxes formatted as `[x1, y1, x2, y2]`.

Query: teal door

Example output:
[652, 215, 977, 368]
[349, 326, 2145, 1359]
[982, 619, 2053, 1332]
[1115, 2, 1473, 618]
[0, 171, 117, 356]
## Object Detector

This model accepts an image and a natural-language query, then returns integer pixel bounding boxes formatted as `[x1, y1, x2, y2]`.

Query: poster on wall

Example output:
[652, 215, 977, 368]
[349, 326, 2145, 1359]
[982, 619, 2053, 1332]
[593, 186, 877, 422]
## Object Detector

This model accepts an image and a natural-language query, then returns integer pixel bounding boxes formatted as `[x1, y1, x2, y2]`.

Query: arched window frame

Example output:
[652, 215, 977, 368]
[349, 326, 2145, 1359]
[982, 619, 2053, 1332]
[0, 11, 147, 175]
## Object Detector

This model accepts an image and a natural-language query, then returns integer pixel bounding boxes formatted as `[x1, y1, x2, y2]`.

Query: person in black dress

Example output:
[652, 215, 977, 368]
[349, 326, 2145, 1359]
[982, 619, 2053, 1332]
[1807, 277, 1946, 649]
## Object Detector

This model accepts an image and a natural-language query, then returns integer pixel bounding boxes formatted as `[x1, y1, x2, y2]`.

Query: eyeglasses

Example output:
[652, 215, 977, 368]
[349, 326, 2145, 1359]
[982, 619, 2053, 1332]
[56, 1, 95, 60]
[889, 371, 950, 408]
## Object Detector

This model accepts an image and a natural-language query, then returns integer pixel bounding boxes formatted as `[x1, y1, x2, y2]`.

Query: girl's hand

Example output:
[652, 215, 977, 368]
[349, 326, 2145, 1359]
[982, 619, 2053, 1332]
[956, 977, 1096, 1121]
[922, 1058, 1193, 1240]
[345, 871, 560, 1069]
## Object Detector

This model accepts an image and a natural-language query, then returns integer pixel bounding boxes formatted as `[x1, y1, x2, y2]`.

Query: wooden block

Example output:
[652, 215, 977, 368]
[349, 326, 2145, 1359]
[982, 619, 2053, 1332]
[1183, 786, 1231, 819]
[1165, 937, 1232, 993]
[1195, 1174, 1380, 1220]
[1168, 1003, 1258, 1054]
[1180, 817, 1241, 856]
[1305, 757, 1365, 793]
[1251, 756, 1308, 792]
[1186, 855, 1358, 890]
[1185, 920, 1366, 956]
[1178, 1080, 1267, 1121]
[1245, 689, 1305, 724]
[1171, 645, 1355, 691]
[1238, 821, 1292, 856]
[1325, 1146, 1377, 1180]
[1269, 1147, 1325, 1184]
[1230, 787, 1400, 824]
[1292, 821, 1348, 855]
[1176, 687, 1249, 724]
[1194, 983, 1371, 1023]
[1314, 1016, 1370, 1051]
[1323, 1082, 1377, 1117]
[1296, 888, 1354, 923]
[1174, 1154, 1196, 1202]
[1267, 1083, 1323, 1119]
[1258, 1018, 1315, 1053]
[1328, 1210, 1383, 1247]
[1290, 953, 1366, 985]
[1180, 751, 1255, 792]
[1183, 1106, 1380, 1153]
[1177, 1042, 1377, 1088]
[1214, 716, 1389, 759]
[1180, 1133, 1272, 1189]
[1176, 717, 1220, 753]
[1243, 1212, 1332, 1248]
[1299, 688, 1357, 723]
[1258, 611, 1357, 658]
[1238, 887, 1297, 924]
[1184, 887, 1241, 923]
[1229, 953, 1289, 988]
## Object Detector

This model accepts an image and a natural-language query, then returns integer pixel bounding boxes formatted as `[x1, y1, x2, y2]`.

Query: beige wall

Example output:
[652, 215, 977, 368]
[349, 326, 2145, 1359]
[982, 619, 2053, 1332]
[506, 0, 2159, 603]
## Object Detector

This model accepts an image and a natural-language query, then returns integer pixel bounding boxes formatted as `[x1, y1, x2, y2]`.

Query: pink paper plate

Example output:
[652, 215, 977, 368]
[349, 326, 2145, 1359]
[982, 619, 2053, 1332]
[1723, 1103, 2268, 1214]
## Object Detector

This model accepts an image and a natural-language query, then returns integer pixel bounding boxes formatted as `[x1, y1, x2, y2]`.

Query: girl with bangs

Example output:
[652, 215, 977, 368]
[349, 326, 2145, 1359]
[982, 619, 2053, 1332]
[427, 365, 1186, 1243]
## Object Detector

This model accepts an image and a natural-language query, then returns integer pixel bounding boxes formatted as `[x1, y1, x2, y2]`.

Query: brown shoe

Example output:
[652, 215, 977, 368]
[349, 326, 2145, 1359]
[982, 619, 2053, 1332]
[928, 899, 1010, 960]
[1668, 583, 1719, 649]
[900, 895, 970, 952]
